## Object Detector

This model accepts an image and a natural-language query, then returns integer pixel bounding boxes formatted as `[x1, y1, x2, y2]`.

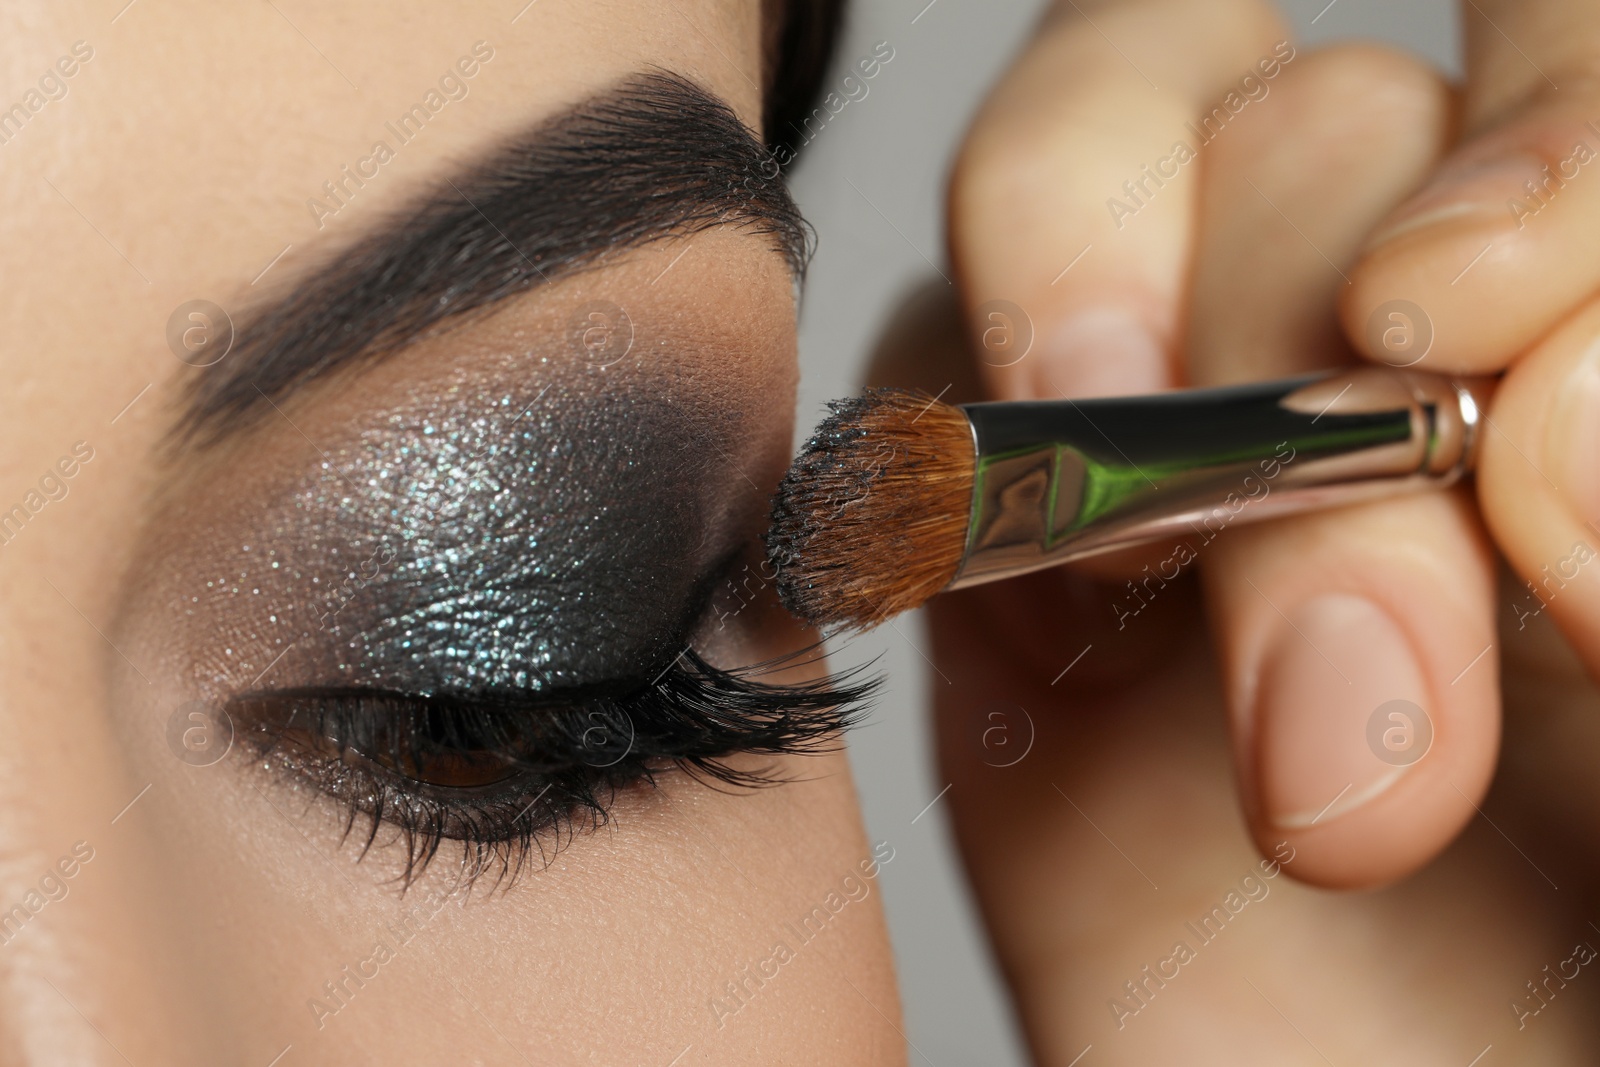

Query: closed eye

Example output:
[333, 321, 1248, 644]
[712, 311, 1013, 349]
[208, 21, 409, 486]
[127, 70, 828, 895]
[229, 647, 875, 891]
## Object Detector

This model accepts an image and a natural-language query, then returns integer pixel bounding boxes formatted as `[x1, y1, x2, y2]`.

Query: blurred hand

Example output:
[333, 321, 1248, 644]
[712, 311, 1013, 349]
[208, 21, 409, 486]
[865, 0, 1600, 1059]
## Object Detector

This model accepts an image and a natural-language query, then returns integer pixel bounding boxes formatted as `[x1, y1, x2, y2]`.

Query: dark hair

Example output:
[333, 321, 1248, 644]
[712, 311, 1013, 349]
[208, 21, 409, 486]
[764, 0, 847, 164]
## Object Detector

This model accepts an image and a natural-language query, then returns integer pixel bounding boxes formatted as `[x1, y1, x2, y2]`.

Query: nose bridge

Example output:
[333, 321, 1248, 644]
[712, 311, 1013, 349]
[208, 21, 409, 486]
[0, 918, 103, 1065]
[0, 571, 217, 1065]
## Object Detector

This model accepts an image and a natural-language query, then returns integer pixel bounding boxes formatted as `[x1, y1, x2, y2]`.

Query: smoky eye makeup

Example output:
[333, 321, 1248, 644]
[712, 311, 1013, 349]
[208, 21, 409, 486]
[126, 294, 870, 891]
[110, 71, 854, 890]
[255, 377, 728, 696]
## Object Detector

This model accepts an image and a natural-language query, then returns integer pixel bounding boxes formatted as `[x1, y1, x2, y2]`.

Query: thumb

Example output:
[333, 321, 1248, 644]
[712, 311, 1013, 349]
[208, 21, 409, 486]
[1478, 297, 1600, 680]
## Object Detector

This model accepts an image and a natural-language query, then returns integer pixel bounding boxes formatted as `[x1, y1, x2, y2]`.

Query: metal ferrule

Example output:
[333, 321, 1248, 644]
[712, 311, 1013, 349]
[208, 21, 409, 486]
[948, 367, 1483, 589]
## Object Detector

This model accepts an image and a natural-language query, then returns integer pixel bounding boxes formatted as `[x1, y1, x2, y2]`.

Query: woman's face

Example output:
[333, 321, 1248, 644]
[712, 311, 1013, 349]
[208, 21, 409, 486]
[0, 3, 900, 1062]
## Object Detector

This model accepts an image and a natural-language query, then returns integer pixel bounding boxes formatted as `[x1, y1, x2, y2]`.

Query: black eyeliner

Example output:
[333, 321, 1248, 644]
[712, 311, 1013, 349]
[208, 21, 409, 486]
[230, 646, 875, 889]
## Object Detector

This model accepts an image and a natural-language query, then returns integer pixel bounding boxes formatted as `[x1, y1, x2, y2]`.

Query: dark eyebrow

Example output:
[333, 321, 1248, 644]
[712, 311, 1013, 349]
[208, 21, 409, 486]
[181, 71, 809, 446]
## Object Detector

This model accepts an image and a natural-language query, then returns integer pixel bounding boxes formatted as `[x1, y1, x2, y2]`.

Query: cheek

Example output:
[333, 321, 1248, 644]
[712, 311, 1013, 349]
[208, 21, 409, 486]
[108, 728, 895, 1061]
[579, 750, 894, 1060]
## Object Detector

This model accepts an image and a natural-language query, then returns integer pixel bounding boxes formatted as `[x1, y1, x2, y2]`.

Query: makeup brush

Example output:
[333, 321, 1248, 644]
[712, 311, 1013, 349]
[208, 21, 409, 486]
[766, 367, 1486, 629]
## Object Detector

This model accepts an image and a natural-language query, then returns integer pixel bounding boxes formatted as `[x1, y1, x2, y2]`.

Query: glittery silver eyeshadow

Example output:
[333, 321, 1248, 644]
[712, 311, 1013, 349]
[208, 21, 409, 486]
[134, 356, 875, 888]
[196, 375, 748, 697]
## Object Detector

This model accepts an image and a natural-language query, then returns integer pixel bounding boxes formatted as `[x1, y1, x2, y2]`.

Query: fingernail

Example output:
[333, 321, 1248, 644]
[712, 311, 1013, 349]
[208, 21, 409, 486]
[1549, 347, 1600, 528]
[1034, 307, 1170, 400]
[1254, 594, 1431, 830]
[1364, 154, 1547, 250]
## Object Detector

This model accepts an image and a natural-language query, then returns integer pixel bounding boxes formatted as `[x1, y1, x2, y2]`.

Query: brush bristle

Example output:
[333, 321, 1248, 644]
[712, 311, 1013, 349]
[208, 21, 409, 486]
[765, 388, 975, 629]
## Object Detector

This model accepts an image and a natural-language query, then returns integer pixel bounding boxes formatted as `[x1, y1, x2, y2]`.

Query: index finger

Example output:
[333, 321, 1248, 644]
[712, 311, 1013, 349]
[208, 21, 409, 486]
[1344, 0, 1600, 373]
[947, 0, 1289, 402]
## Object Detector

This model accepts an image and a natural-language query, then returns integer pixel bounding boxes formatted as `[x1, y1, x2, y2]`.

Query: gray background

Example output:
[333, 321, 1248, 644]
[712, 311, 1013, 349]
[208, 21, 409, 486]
[785, 1, 1460, 1061]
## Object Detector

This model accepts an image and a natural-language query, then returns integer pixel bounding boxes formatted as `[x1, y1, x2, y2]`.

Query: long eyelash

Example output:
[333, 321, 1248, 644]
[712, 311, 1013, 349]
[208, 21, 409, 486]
[228, 647, 876, 893]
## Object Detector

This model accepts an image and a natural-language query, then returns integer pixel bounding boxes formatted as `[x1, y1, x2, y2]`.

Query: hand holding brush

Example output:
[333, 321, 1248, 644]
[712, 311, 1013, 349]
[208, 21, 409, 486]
[764, 0, 1600, 1059]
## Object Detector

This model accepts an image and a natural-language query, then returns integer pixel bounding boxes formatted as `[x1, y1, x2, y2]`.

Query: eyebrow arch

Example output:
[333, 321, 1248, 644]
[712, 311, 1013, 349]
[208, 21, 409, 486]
[180, 71, 809, 446]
